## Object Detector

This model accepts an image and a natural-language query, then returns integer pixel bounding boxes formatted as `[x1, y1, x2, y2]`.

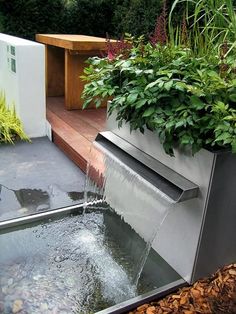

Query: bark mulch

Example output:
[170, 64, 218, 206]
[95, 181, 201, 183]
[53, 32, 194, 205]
[128, 263, 236, 314]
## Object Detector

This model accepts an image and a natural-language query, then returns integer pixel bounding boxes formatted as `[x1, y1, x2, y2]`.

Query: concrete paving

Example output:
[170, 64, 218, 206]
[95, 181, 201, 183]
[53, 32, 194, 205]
[0, 137, 85, 221]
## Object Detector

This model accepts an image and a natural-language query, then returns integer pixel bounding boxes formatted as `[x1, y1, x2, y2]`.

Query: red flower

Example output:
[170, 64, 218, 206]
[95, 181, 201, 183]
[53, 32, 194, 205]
[149, 0, 168, 46]
[105, 33, 132, 60]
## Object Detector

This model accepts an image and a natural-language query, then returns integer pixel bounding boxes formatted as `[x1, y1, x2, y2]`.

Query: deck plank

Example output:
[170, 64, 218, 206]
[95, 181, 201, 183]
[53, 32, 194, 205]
[47, 97, 106, 131]
[46, 98, 106, 173]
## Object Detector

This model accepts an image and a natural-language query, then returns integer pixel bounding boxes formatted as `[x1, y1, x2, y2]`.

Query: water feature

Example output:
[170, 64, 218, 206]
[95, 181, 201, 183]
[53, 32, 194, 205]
[84, 143, 176, 287]
[0, 142, 181, 313]
[0, 208, 180, 313]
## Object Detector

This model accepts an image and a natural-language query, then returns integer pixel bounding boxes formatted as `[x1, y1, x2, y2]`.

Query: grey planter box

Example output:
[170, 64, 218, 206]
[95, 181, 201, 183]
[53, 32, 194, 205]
[97, 111, 236, 284]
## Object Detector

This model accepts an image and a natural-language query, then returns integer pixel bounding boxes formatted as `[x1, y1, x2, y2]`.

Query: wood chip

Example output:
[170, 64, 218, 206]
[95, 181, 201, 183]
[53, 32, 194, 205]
[137, 304, 148, 312]
[146, 306, 156, 314]
[127, 263, 236, 314]
[229, 269, 236, 276]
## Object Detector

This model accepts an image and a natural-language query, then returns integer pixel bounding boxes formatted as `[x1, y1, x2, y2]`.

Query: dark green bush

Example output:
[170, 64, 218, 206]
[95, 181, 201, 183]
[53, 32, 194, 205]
[0, 0, 167, 40]
[0, 0, 195, 41]
[112, 0, 163, 38]
[64, 0, 116, 37]
[0, 0, 65, 40]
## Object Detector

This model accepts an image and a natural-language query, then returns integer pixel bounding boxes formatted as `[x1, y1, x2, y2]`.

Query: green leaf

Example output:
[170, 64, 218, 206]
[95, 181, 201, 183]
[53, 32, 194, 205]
[135, 99, 147, 109]
[82, 98, 92, 109]
[127, 93, 138, 104]
[180, 135, 192, 145]
[164, 81, 174, 91]
[175, 82, 187, 91]
[190, 95, 205, 109]
[95, 98, 102, 108]
[231, 140, 236, 153]
[142, 107, 155, 117]
[158, 81, 164, 88]
[229, 94, 236, 102]
[154, 117, 165, 124]
[145, 80, 159, 90]
[166, 121, 175, 129]
[175, 120, 186, 128]
[215, 132, 231, 142]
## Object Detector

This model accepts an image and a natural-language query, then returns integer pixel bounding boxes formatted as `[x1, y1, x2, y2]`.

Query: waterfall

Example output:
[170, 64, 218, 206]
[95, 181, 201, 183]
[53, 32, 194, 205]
[84, 142, 175, 287]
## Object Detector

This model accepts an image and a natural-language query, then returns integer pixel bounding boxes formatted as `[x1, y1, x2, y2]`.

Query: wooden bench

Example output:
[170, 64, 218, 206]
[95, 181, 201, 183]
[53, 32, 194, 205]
[36, 34, 108, 110]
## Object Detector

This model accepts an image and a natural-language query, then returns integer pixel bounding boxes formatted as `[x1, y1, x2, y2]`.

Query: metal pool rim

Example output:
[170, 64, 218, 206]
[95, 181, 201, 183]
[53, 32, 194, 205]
[95, 279, 186, 314]
[0, 203, 187, 314]
[0, 201, 103, 230]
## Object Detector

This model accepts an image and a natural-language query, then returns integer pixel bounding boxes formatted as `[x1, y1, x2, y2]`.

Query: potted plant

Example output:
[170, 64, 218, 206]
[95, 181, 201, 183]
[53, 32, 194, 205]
[81, 0, 236, 283]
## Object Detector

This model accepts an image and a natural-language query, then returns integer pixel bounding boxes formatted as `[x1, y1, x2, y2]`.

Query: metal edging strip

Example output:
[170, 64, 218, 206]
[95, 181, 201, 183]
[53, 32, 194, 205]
[95, 131, 199, 202]
[0, 201, 103, 231]
[95, 278, 186, 314]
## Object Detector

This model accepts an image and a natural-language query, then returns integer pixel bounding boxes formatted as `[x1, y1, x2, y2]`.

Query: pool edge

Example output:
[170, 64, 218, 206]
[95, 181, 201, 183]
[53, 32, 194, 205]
[95, 278, 186, 314]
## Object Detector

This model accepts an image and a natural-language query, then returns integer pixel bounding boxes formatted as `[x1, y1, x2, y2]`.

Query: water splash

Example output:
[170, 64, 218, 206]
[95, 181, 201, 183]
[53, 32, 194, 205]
[0, 212, 149, 313]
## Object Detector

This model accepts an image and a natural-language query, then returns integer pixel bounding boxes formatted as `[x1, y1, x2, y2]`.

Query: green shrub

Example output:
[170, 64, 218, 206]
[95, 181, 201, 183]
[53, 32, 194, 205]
[0, 94, 29, 144]
[82, 42, 236, 155]
[64, 0, 116, 37]
[0, 0, 166, 40]
[81, 0, 236, 156]
[0, 0, 65, 40]
[112, 0, 162, 38]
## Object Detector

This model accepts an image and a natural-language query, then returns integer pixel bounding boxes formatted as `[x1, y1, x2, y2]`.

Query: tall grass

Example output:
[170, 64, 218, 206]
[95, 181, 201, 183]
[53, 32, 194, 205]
[169, 0, 236, 56]
[0, 93, 29, 144]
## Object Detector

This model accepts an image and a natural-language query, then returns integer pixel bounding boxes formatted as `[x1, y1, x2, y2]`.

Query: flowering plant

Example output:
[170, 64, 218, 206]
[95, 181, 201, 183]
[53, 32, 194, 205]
[82, 0, 236, 156]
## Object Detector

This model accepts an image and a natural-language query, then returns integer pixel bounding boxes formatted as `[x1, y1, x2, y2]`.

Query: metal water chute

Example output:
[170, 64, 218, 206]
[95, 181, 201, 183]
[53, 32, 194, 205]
[94, 111, 236, 285]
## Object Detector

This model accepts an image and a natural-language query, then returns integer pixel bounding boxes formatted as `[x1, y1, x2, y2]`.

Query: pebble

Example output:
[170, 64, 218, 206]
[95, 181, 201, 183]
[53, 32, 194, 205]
[54, 256, 62, 263]
[18, 207, 29, 214]
[40, 302, 48, 311]
[33, 274, 43, 281]
[8, 278, 14, 286]
[12, 299, 23, 313]
[37, 204, 49, 211]
[2, 286, 8, 294]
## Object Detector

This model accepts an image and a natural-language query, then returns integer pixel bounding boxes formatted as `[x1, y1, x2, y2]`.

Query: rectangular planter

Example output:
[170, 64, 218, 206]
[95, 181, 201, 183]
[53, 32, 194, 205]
[104, 111, 236, 283]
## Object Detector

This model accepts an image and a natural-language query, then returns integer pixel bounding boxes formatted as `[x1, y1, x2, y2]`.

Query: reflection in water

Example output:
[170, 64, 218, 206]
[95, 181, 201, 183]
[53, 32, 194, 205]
[0, 184, 84, 220]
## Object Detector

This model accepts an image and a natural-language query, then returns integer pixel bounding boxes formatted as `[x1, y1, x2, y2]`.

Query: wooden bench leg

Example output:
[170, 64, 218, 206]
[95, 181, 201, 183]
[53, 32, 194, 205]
[46, 45, 65, 97]
[65, 50, 88, 110]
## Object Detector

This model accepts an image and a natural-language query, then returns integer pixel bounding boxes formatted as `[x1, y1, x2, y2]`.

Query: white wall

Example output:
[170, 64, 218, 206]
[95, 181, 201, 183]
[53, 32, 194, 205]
[0, 33, 46, 138]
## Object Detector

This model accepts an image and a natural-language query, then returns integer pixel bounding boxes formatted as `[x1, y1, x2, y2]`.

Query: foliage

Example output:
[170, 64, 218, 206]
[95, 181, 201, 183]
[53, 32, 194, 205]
[0, 0, 65, 40]
[82, 35, 236, 155]
[0, 0, 167, 40]
[112, 0, 163, 38]
[64, 0, 116, 37]
[1, 0, 235, 43]
[170, 0, 236, 56]
[0, 93, 29, 144]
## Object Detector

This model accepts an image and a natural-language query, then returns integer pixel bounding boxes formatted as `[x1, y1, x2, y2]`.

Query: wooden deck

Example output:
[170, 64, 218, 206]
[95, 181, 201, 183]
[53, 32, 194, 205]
[46, 97, 106, 173]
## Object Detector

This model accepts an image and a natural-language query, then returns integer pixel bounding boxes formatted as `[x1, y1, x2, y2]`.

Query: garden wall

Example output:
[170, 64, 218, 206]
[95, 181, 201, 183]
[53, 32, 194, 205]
[0, 33, 46, 138]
